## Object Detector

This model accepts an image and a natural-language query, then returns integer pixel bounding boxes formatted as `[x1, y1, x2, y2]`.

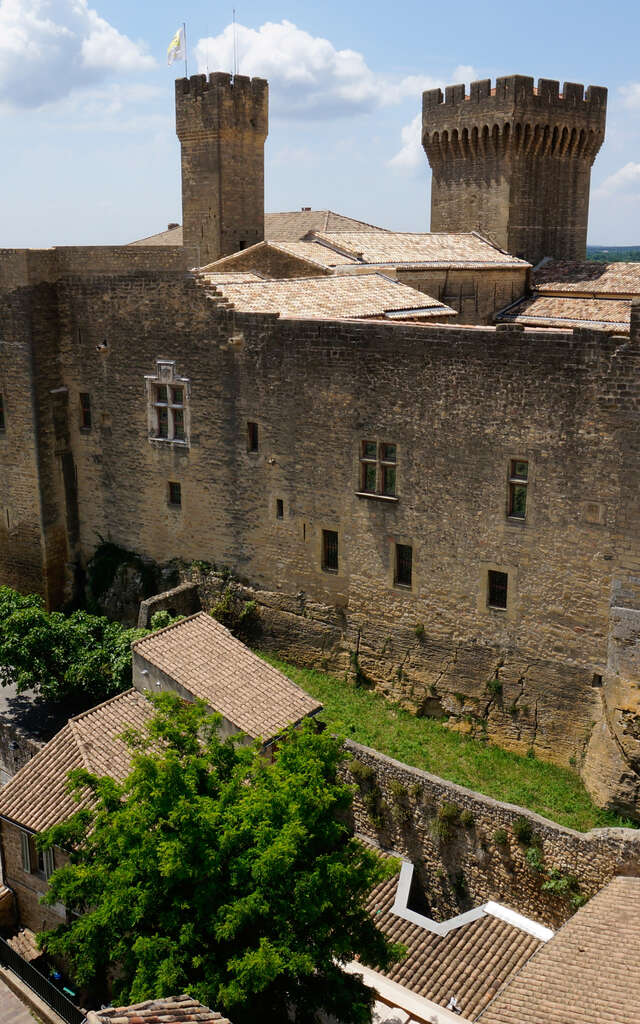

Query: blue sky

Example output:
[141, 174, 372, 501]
[1, 0, 639, 248]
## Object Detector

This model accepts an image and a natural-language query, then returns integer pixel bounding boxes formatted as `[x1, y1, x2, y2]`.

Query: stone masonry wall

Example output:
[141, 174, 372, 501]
[395, 266, 527, 325]
[4, 255, 640, 811]
[343, 740, 640, 930]
[0, 822, 68, 934]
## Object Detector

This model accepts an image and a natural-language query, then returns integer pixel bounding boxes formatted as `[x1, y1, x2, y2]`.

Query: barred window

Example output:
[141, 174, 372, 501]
[322, 530, 339, 573]
[395, 544, 413, 588]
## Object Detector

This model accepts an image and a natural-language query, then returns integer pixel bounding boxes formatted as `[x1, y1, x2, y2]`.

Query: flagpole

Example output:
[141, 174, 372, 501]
[183, 21, 188, 79]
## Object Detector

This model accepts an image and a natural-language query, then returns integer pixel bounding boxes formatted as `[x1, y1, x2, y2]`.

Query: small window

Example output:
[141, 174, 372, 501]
[488, 570, 508, 609]
[359, 440, 397, 497]
[247, 421, 259, 452]
[0, 395, 5, 431]
[508, 460, 528, 519]
[322, 530, 339, 573]
[79, 392, 91, 430]
[168, 481, 182, 506]
[20, 829, 30, 873]
[43, 847, 55, 880]
[395, 544, 412, 588]
[276, 498, 284, 519]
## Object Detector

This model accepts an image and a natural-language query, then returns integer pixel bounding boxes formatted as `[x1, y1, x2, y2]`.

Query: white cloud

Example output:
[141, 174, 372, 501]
[594, 162, 640, 199]
[195, 20, 472, 121]
[620, 83, 640, 110]
[389, 65, 478, 171]
[0, 0, 155, 108]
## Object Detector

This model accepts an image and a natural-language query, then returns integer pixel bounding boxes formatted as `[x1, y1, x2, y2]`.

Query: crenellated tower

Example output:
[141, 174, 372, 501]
[176, 72, 268, 266]
[422, 75, 607, 265]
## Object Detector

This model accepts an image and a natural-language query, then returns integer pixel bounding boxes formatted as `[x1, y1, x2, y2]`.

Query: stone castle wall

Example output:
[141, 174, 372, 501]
[2, 251, 640, 808]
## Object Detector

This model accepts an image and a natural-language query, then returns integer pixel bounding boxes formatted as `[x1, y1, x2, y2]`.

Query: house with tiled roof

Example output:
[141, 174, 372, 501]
[495, 258, 640, 333]
[131, 612, 322, 748]
[0, 688, 154, 935]
[200, 272, 457, 323]
[346, 853, 553, 1023]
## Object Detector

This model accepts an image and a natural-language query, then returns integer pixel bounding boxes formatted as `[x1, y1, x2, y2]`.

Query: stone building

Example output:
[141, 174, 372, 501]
[422, 75, 607, 265]
[2, 70, 640, 813]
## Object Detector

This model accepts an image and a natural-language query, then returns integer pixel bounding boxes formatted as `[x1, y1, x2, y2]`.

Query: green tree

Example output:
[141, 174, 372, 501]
[0, 586, 147, 705]
[39, 695, 401, 1023]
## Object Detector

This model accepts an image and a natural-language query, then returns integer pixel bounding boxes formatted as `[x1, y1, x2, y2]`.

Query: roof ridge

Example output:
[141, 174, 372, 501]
[132, 610, 210, 648]
[68, 686, 139, 724]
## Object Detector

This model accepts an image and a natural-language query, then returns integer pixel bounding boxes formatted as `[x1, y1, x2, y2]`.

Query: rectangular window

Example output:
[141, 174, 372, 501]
[322, 530, 339, 573]
[0, 394, 5, 431]
[19, 829, 30, 873]
[276, 498, 284, 519]
[168, 481, 181, 506]
[247, 421, 259, 452]
[508, 460, 528, 519]
[43, 847, 55, 880]
[359, 440, 397, 497]
[395, 544, 413, 588]
[153, 383, 185, 442]
[488, 570, 508, 609]
[79, 392, 91, 430]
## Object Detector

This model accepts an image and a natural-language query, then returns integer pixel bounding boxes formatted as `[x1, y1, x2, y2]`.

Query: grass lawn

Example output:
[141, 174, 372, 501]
[260, 652, 636, 833]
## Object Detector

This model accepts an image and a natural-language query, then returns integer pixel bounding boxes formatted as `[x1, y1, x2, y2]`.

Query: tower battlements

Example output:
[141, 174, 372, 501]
[175, 73, 268, 141]
[423, 75, 607, 113]
[176, 73, 269, 266]
[422, 74, 607, 265]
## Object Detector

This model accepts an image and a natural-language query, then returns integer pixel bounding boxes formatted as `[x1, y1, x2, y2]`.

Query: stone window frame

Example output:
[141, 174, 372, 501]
[478, 561, 518, 619]
[247, 421, 259, 453]
[388, 535, 416, 592]
[19, 827, 54, 880]
[168, 481, 182, 507]
[356, 439, 399, 502]
[507, 457, 530, 521]
[145, 360, 191, 447]
[318, 526, 341, 575]
[0, 393, 5, 432]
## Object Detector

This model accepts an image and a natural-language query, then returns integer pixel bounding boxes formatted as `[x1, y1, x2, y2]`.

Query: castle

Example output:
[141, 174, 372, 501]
[3, 70, 640, 816]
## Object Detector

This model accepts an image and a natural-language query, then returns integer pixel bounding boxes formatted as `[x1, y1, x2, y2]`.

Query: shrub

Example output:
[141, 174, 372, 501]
[349, 760, 375, 786]
[525, 846, 545, 873]
[460, 808, 474, 828]
[487, 676, 502, 697]
[433, 802, 460, 841]
[210, 587, 260, 641]
[512, 816, 534, 845]
[389, 780, 408, 803]
[410, 783, 423, 802]
[414, 622, 425, 640]
[493, 828, 509, 847]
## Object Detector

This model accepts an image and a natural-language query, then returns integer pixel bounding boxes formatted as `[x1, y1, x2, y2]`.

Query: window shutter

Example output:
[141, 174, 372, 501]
[19, 830, 31, 873]
[43, 847, 55, 880]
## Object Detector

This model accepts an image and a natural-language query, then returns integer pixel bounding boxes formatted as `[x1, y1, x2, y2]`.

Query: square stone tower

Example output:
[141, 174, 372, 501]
[176, 72, 268, 266]
[422, 76, 607, 265]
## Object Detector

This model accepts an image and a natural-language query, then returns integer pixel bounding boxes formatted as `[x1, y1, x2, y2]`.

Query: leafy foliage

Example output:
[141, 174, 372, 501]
[0, 586, 147, 706]
[210, 587, 260, 641]
[39, 696, 402, 1023]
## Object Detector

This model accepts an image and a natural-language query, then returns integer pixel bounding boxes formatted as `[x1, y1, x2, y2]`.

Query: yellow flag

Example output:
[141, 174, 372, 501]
[167, 26, 185, 66]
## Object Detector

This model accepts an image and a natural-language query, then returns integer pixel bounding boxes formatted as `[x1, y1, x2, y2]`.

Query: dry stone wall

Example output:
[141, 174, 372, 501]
[343, 740, 640, 930]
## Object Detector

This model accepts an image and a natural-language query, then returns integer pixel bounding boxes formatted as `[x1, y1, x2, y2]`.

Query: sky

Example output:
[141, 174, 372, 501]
[1, 0, 640, 248]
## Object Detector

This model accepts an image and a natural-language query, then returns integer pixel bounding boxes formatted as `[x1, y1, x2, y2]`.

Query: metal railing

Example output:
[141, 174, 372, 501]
[0, 935, 84, 1024]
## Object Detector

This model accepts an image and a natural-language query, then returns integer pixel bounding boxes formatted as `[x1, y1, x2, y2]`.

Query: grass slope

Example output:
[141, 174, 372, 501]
[260, 653, 635, 833]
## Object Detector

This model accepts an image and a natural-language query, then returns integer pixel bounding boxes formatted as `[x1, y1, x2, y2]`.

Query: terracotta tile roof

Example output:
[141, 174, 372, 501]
[269, 240, 358, 267]
[92, 994, 229, 1024]
[479, 876, 640, 1024]
[202, 273, 456, 321]
[264, 209, 388, 240]
[202, 271, 265, 284]
[496, 294, 630, 332]
[533, 259, 640, 295]
[7, 928, 40, 962]
[129, 226, 183, 247]
[133, 613, 322, 741]
[0, 689, 153, 832]
[368, 868, 542, 1021]
[307, 231, 530, 269]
